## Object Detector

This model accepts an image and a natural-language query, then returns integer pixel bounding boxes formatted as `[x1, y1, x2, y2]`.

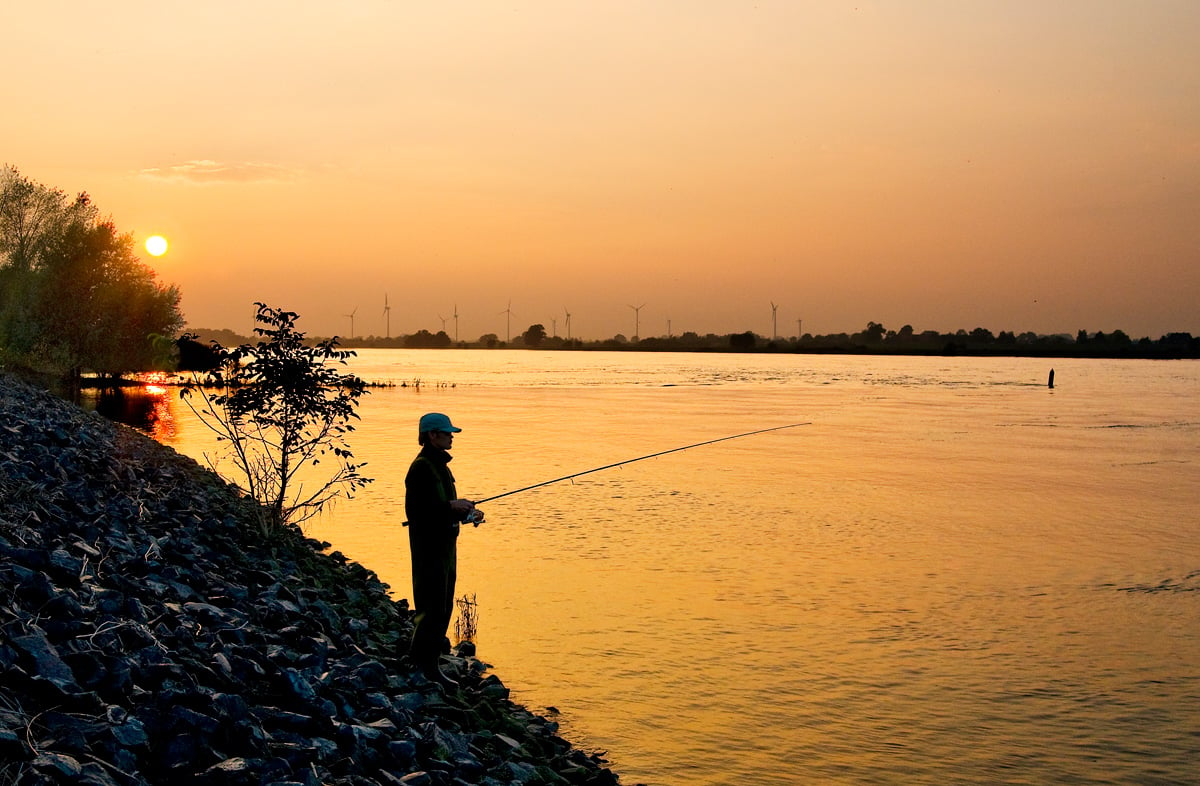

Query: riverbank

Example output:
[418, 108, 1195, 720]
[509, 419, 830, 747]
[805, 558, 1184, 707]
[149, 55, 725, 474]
[0, 373, 625, 785]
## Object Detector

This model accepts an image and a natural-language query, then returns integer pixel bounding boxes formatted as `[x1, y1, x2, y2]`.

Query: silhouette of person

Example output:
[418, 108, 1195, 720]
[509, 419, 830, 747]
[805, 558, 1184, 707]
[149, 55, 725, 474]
[404, 412, 482, 689]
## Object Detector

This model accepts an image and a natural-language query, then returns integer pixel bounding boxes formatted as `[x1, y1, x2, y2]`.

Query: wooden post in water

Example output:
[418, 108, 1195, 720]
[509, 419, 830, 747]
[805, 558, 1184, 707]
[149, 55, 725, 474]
[1048, 368, 1055, 389]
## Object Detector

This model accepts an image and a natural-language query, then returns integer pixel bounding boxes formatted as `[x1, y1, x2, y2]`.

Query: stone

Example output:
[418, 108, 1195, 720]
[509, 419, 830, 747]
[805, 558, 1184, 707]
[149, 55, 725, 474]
[32, 752, 83, 777]
[78, 763, 124, 786]
[387, 738, 418, 764]
[110, 716, 149, 747]
[11, 630, 80, 692]
[0, 727, 28, 758]
[282, 667, 318, 700]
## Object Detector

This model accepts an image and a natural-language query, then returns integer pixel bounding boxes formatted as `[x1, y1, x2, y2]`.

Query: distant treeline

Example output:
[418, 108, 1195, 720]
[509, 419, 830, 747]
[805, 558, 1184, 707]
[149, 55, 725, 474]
[188, 321, 1200, 360]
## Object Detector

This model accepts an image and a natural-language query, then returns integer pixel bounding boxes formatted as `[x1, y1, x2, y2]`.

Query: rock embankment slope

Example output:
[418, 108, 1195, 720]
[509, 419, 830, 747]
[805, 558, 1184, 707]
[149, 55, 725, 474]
[0, 373, 623, 786]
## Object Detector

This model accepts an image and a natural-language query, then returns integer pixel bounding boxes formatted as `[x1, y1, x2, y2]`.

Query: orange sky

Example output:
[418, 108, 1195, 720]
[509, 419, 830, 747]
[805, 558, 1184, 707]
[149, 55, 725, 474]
[7, 2, 1199, 341]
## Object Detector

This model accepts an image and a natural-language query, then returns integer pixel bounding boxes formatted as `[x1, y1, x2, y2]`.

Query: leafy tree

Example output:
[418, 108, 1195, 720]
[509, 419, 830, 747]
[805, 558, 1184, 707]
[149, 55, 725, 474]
[522, 323, 547, 347]
[35, 218, 182, 379]
[0, 166, 182, 381]
[862, 321, 886, 343]
[1, 167, 90, 361]
[405, 329, 450, 348]
[729, 331, 756, 351]
[968, 327, 995, 344]
[0, 164, 94, 272]
[180, 304, 372, 533]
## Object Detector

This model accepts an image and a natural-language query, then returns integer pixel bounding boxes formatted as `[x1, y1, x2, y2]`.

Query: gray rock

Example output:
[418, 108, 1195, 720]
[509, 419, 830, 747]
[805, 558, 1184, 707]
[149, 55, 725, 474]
[11, 630, 80, 692]
[33, 752, 83, 777]
[110, 716, 148, 747]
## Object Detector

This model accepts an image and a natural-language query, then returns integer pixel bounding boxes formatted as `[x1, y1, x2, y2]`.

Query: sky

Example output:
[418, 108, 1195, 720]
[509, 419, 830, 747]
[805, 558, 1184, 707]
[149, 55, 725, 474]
[6, 1, 1199, 341]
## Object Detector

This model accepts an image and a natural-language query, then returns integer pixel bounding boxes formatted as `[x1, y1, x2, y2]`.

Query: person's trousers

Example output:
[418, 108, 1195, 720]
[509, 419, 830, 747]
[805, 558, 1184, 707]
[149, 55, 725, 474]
[407, 528, 457, 671]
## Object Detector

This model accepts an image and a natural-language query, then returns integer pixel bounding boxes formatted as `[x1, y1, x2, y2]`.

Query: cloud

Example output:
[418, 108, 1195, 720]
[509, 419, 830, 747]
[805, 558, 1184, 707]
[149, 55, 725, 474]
[138, 160, 299, 184]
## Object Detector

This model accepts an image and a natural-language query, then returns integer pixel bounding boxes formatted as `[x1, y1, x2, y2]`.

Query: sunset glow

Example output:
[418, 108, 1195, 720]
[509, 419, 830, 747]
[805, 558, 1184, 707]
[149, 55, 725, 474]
[6, 3, 1199, 339]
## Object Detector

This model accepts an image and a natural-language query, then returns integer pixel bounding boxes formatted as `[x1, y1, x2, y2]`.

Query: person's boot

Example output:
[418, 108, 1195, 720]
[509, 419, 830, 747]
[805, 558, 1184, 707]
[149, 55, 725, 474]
[414, 651, 458, 691]
[423, 662, 459, 691]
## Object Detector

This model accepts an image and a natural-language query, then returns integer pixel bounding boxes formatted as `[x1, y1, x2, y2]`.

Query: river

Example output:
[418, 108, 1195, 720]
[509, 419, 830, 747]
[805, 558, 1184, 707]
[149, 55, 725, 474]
[133, 350, 1199, 785]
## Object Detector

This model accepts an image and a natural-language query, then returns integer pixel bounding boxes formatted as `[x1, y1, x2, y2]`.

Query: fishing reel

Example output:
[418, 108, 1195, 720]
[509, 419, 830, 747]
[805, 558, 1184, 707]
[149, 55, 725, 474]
[464, 509, 485, 527]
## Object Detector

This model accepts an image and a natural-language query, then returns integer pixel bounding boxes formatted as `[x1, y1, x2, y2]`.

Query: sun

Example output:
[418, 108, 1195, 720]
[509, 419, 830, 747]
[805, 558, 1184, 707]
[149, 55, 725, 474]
[145, 235, 169, 257]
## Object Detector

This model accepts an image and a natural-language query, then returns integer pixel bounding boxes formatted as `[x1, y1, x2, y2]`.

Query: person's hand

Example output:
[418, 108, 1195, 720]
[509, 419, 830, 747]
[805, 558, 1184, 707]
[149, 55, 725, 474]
[449, 498, 474, 514]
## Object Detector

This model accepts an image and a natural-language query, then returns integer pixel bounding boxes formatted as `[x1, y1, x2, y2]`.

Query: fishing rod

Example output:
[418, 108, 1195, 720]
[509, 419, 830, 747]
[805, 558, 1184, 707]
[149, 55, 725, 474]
[474, 422, 811, 505]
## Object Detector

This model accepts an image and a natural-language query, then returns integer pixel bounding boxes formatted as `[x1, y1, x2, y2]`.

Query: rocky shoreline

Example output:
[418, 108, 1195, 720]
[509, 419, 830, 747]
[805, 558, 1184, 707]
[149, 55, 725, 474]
[0, 373, 625, 785]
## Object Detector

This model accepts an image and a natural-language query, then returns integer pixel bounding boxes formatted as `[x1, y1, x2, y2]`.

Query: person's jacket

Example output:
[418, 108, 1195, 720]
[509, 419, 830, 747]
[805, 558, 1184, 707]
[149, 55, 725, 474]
[404, 446, 462, 536]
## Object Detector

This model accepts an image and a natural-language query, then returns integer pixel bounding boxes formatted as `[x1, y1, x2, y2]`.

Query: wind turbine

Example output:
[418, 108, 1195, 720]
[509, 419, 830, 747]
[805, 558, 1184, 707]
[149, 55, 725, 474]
[500, 300, 515, 343]
[453, 304, 460, 343]
[628, 303, 646, 342]
[345, 307, 358, 339]
[564, 307, 572, 341]
[771, 302, 779, 341]
[438, 314, 449, 334]
[382, 294, 392, 339]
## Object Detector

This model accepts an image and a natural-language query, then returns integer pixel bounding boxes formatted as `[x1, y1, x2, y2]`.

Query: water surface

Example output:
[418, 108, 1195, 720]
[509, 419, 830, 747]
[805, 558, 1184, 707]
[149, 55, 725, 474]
[156, 351, 1200, 785]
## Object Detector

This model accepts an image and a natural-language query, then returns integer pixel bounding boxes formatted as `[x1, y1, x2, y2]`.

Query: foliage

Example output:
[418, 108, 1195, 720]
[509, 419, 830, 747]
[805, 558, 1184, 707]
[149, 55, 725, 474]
[404, 328, 451, 348]
[729, 331, 756, 351]
[521, 323, 546, 347]
[180, 303, 372, 533]
[0, 165, 93, 272]
[0, 166, 183, 380]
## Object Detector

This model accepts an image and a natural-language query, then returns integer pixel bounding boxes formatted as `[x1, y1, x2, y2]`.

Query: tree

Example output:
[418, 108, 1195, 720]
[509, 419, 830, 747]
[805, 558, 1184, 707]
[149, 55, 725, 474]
[522, 323, 547, 347]
[729, 331, 756, 351]
[38, 219, 182, 379]
[405, 329, 450, 348]
[0, 166, 183, 381]
[180, 304, 372, 533]
[861, 322, 886, 343]
[968, 327, 995, 344]
[1, 167, 89, 362]
[0, 165, 94, 273]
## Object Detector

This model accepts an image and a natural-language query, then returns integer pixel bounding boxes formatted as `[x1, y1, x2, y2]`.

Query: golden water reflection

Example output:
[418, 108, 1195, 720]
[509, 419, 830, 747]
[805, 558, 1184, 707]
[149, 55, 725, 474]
[149, 351, 1200, 786]
[79, 383, 177, 441]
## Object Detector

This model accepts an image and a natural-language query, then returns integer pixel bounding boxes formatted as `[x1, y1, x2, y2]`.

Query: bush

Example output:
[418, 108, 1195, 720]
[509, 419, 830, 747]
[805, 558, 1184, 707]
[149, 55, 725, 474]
[181, 303, 372, 532]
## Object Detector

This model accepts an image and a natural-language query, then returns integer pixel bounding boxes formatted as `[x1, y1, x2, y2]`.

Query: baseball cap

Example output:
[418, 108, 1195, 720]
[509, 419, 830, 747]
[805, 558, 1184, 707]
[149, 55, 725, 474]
[419, 412, 462, 435]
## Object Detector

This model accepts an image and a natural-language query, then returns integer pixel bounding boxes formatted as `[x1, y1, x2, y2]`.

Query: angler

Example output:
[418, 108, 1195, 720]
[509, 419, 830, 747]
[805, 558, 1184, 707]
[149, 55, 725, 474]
[403, 412, 482, 690]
